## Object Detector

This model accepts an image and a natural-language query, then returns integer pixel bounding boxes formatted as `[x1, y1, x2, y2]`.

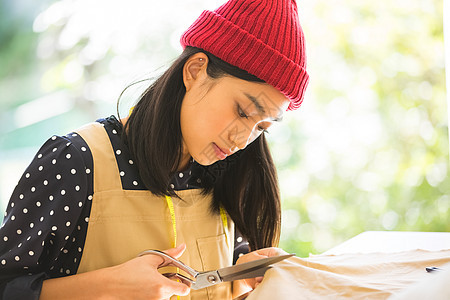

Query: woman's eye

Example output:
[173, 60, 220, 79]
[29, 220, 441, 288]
[238, 106, 249, 119]
[257, 126, 269, 134]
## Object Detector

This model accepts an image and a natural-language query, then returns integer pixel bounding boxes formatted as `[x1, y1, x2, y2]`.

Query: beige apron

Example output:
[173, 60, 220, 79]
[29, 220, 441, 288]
[74, 122, 234, 299]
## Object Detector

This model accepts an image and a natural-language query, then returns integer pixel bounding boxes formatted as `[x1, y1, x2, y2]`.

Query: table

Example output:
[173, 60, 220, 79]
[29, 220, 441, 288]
[323, 231, 450, 255]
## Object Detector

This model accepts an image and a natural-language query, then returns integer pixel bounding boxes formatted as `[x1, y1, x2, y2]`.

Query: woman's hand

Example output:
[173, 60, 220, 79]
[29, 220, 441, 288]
[40, 244, 190, 300]
[235, 247, 288, 290]
[108, 243, 191, 300]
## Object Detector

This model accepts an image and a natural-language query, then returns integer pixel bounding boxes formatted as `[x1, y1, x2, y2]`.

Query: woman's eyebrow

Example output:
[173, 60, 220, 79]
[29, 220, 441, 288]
[243, 92, 283, 122]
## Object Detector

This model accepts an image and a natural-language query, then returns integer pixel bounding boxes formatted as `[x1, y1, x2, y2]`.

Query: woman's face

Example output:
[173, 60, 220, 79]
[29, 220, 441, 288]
[180, 53, 290, 168]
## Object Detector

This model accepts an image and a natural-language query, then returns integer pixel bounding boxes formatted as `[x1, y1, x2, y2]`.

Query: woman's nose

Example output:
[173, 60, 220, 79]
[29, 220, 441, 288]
[228, 125, 251, 152]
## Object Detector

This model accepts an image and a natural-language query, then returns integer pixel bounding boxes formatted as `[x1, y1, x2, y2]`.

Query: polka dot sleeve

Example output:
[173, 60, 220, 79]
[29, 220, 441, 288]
[0, 134, 92, 299]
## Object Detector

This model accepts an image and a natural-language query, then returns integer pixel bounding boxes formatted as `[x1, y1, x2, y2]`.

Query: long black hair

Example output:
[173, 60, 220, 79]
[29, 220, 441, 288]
[121, 46, 280, 250]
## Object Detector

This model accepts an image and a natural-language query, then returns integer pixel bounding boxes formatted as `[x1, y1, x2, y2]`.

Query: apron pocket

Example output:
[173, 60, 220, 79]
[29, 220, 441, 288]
[196, 234, 232, 300]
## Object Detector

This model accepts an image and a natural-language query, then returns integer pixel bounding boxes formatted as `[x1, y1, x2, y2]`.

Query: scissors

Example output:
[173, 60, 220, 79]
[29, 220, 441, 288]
[138, 249, 294, 290]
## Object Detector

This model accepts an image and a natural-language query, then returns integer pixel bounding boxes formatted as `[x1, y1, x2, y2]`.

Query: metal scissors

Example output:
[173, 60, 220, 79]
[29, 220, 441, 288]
[138, 249, 294, 290]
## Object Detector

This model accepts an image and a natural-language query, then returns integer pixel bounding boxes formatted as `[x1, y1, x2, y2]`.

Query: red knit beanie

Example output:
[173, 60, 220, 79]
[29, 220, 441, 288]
[180, 0, 309, 110]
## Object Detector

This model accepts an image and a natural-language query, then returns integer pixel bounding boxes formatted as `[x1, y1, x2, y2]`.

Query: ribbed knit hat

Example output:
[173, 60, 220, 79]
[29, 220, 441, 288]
[180, 0, 309, 110]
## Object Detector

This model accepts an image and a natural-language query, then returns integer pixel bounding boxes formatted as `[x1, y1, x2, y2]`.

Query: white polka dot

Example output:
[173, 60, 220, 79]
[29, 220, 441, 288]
[72, 133, 78, 137]
[66, 269, 70, 274]
[52, 159, 57, 164]
[18, 243, 22, 248]
[78, 202, 83, 207]
[11, 202, 14, 208]
[64, 206, 69, 211]
[112, 129, 117, 134]
[40, 216, 44, 222]
[179, 173, 184, 178]
[85, 217, 89, 223]
[72, 237, 76, 242]
[43, 180, 48, 185]
[1, 259, 6, 265]
[197, 178, 202, 183]
[23, 208, 28, 214]
[51, 226, 57, 231]
[16, 229, 22, 235]
[237, 236, 243, 243]
[120, 171, 125, 176]
[49, 195, 54, 201]
[66, 221, 71, 227]
[63, 249, 69, 254]
[42, 241, 45, 246]
[78, 247, 82, 252]
[81, 147, 87, 152]
[56, 174, 61, 180]
[37, 154, 43, 159]
[86, 169, 91, 174]
[66, 154, 71, 159]
[238, 253, 244, 257]
[88, 195, 93, 200]
[75, 185, 80, 191]
[52, 147, 58, 152]
[15, 256, 20, 261]
[170, 184, 175, 189]
[19, 194, 24, 200]
[51, 136, 57, 140]
[38, 166, 43, 171]
[65, 236, 69, 241]
[29, 223, 34, 228]
[116, 149, 121, 155]
[37, 230, 42, 236]
[11, 215, 15, 220]
[66, 142, 71, 146]
[50, 210, 54, 216]
[3, 236, 8, 241]
[25, 173, 30, 178]
[27, 236, 31, 241]
[61, 190, 66, 195]
[36, 201, 41, 207]
[133, 181, 138, 186]
[31, 187, 36, 192]
[129, 159, 134, 164]
[71, 169, 76, 174]
[74, 258, 77, 263]
[29, 251, 34, 256]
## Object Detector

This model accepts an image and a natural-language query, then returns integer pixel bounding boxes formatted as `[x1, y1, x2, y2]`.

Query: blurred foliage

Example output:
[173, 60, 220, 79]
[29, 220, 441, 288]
[0, 0, 449, 257]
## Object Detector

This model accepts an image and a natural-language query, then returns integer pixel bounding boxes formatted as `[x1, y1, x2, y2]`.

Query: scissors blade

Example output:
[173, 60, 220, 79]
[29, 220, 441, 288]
[217, 254, 294, 282]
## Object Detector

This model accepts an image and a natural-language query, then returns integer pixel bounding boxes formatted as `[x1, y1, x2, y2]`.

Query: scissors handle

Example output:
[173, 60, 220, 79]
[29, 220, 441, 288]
[138, 249, 199, 278]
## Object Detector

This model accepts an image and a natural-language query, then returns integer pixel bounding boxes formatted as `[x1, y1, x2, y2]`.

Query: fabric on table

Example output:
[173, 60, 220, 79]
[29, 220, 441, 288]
[388, 262, 450, 300]
[245, 249, 450, 300]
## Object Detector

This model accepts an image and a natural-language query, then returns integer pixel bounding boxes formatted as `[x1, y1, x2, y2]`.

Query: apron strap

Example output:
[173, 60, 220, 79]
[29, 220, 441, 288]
[75, 122, 122, 192]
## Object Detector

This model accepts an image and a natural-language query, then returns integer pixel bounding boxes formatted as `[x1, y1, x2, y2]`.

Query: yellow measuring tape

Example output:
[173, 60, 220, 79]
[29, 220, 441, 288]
[165, 195, 229, 299]
[165, 195, 229, 247]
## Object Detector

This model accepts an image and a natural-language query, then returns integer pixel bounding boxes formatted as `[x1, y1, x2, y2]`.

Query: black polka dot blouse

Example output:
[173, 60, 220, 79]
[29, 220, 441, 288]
[0, 116, 249, 299]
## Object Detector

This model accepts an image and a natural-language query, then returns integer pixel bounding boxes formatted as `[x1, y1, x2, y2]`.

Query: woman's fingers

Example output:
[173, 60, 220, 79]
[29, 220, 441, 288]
[163, 243, 186, 259]
[235, 247, 289, 290]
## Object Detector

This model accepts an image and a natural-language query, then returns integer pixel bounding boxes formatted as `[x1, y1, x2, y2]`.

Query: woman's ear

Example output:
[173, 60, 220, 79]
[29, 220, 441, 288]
[183, 53, 208, 91]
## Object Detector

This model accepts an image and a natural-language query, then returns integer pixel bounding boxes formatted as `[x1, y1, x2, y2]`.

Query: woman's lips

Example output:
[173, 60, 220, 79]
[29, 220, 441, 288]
[213, 143, 228, 160]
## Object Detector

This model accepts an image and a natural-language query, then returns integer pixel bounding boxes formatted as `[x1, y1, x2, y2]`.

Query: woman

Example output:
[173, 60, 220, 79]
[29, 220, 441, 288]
[0, 0, 309, 299]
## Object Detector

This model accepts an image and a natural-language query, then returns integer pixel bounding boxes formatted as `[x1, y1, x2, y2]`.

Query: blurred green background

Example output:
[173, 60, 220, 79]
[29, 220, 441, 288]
[1, 0, 449, 258]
